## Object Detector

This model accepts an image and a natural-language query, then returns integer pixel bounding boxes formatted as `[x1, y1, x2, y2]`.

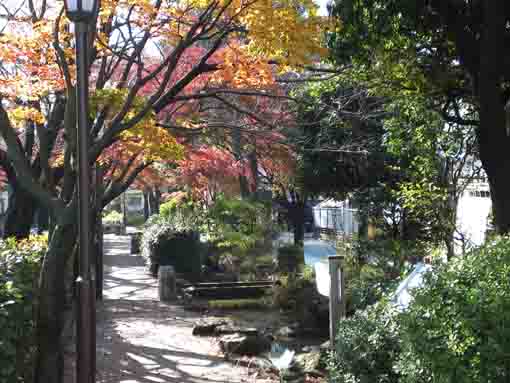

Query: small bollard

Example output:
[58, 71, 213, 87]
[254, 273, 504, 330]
[158, 265, 176, 301]
[328, 255, 345, 349]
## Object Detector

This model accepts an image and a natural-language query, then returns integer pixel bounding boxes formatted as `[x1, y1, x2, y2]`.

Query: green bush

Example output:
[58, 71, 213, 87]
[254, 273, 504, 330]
[207, 196, 271, 254]
[158, 194, 274, 274]
[0, 235, 47, 383]
[159, 195, 204, 231]
[343, 239, 415, 314]
[276, 244, 304, 273]
[397, 236, 510, 383]
[126, 212, 145, 227]
[141, 216, 202, 278]
[102, 210, 123, 224]
[328, 302, 401, 383]
[272, 268, 315, 311]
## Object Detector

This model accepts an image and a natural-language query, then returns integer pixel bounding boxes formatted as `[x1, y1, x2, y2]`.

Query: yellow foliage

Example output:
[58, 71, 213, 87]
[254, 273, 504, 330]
[181, 0, 329, 68]
[120, 124, 184, 162]
[7, 107, 46, 127]
[212, 44, 275, 87]
[90, 88, 183, 162]
[238, 0, 329, 68]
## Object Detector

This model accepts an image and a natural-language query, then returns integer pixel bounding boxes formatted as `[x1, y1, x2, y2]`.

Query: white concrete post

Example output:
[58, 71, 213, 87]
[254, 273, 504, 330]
[329, 255, 345, 348]
[158, 265, 176, 301]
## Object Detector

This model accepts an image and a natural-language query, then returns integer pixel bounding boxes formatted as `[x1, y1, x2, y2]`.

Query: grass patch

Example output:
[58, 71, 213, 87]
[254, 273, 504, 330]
[208, 298, 272, 310]
[255, 254, 274, 265]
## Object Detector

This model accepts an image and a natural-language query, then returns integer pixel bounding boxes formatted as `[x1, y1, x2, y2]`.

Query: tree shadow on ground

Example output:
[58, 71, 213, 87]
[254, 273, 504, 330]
[96, 296, 249, 383]
[97, 250, 251, 383]
[97, 321, 236, 383]
[104, 253, 146, 268]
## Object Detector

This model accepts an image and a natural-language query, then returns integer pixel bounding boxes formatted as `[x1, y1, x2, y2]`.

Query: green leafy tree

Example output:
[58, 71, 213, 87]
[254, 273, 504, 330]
[295, 79, 388, 198]
[330, 0, 510, 233]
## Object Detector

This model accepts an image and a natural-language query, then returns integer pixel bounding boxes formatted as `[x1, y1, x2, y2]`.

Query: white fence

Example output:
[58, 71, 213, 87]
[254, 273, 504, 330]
[312, 207, 359, 235]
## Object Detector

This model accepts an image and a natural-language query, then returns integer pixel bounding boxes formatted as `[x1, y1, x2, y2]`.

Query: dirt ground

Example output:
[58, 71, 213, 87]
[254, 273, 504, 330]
[96, 234, 277, 383]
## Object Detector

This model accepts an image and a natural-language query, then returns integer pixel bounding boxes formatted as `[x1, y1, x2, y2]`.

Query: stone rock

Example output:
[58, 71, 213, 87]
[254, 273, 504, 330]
[319, 340, 330, 350]
[219, 333, 271, 355]
[292, 352, 321, 374]
[192, 319, 227, 336]
[229, 356, 275, 371]
[281, 369, 305, 382]
[277, 326, 297, 338]
[301, 345, 320, 353]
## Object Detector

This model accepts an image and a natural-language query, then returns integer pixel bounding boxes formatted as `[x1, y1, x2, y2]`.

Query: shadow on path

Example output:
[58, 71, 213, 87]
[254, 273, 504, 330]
[97, 235, 259, 383]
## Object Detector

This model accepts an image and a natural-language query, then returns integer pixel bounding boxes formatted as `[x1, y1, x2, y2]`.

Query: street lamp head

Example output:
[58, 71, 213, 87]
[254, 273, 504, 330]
[64, 0, 99, 23]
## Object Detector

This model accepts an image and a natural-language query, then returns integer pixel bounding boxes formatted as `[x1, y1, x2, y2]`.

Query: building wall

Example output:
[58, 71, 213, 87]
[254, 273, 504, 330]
[456, 182, 492, 248]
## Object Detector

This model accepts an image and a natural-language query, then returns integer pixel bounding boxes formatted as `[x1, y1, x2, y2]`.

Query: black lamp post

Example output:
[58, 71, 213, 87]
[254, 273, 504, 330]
[63, 1, 98, 382]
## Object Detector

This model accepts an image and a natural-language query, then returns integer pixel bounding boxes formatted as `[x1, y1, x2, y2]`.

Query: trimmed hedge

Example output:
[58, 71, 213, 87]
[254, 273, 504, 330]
[141, 218, 202, 278]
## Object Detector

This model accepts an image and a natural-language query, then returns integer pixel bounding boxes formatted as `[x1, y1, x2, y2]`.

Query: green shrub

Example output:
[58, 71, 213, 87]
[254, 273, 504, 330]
[239, 253, 273, 276]
[0, 235, 47, 383]
[158, 195, 274, 273]
[272, 269, 315, 311]
[343, 239, 414, 314]
[276, 244, 304, 273]
[207, 196, 271, 255]
[159, 195, 204, 231]
[141, 217, 202, 277]
[397, 236, 510, 383]
[328, 302, 401, 383]
[126, 212, 145, 227]
[102, 210, 123, 224]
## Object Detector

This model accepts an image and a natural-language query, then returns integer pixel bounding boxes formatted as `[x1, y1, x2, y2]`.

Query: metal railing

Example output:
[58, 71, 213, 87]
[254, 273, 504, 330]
[312, 207, 359, 235]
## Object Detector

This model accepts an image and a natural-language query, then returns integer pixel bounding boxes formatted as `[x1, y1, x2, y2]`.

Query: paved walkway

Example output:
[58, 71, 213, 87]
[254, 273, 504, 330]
[97, 234, 269, 383]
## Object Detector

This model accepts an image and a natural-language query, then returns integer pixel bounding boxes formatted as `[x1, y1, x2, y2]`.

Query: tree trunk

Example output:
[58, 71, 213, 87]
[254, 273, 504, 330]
[293, 216, 304, 245]
[148, 189, 160, 216]
[443, 190, 459, 260]
[143, 190, 150, 221]
[249, 150, 258, 196]
[477, 0, 510, 234]
[154, 188, 161, 213]
[34, 221, 77, 383]
[288, 202, 304, 245]
[231, 124, 251, 199]
[4, 182, 36, 239]
[36, 205, 50, 234]
[121, 192, 127, 233]
[239, 175, 250, 199]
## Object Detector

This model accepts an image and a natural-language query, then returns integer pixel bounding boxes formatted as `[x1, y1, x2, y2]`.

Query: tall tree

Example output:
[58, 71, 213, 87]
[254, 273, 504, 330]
[0, 0, 327, 381]
[330, 0, 510, 232]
